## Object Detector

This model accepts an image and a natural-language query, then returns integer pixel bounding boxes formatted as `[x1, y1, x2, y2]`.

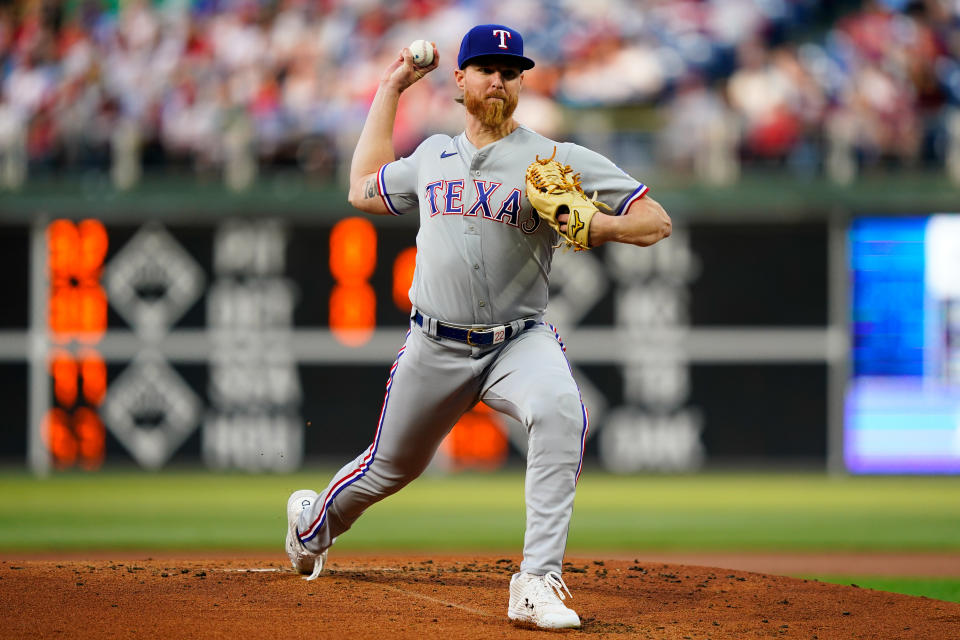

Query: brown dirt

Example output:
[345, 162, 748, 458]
[1, 554, 959, 639]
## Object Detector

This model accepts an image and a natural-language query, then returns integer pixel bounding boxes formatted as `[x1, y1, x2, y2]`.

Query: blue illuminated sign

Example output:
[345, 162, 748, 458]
[846, 215, 960, 474]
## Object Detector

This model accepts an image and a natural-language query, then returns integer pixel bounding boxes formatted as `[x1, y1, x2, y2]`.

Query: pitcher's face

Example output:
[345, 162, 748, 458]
[456, 59, 523, 127]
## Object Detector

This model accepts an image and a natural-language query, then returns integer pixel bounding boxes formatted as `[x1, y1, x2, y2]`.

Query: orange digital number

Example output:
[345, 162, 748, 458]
[329, 282, 377, 347]
[329, 217, 376, 283]
[392, 247, 416, 313]
[76, 219, 109, 279]
[43, 408, 77, 470]
[49, 348, 78, 407]
[48, 219, 108, 344]
[43, 407, 105, 471]
[47, 219, 80, 282]
[78, 348, 107, 406]
[46, 219, 109, 471]
[329, 217, 377, 346]
[73, 407, 105, 471]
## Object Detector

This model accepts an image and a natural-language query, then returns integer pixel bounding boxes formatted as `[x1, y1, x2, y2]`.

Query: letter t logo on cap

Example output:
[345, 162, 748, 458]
[492, 29, 511, 49]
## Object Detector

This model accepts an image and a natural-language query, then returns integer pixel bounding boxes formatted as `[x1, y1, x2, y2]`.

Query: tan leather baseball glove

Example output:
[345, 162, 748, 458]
[525, 147, 610, 251]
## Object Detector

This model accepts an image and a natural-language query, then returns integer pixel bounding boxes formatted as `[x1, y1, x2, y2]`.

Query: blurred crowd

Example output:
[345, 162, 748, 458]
[1, 0, 959, 189]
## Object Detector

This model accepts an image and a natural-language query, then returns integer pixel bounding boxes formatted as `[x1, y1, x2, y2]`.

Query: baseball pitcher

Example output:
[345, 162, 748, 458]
[285, 23, 672, 629]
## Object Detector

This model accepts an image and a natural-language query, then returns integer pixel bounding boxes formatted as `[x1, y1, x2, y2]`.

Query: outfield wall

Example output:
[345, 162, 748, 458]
[0, 200, 850, 474]
[6, 174, 960, 474]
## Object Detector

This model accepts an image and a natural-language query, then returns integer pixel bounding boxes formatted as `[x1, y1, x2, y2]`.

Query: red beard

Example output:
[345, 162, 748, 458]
[464, 90, 518, 128]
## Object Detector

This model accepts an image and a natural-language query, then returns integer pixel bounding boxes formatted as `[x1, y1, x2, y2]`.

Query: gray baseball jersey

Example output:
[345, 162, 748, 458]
[297, 124, 649, 576]
[376, 124, 648, 325]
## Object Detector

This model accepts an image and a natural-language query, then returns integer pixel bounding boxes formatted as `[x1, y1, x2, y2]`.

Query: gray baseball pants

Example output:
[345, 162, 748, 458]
[296, 320, 588, 575]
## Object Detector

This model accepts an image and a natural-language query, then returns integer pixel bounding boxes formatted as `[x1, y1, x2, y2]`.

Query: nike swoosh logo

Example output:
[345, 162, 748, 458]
[440, 151, 458, 158]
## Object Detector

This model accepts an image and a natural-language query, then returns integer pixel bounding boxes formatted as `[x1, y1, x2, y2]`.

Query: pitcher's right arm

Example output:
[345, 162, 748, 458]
[348, 44, 439, 214]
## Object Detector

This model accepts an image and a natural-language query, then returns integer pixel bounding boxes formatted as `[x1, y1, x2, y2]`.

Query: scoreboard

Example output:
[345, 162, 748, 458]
[29, 217, 427, 473]
[0, 215, 839, 474]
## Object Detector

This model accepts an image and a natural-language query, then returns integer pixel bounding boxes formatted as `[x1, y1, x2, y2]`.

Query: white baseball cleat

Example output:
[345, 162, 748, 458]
[507, 571, 581, 629]
[285, 489, 327, 581]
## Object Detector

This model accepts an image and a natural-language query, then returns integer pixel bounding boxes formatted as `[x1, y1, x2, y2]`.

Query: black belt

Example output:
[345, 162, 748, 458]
[413, 311, 536, 346]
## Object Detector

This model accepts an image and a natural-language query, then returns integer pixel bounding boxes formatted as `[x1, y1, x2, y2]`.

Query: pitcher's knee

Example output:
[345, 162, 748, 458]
[526, 391, 586, 461]
[527, 390, 583, 430]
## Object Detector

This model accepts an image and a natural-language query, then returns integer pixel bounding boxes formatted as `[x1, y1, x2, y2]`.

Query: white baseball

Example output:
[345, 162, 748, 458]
[409, 39, 434, 67]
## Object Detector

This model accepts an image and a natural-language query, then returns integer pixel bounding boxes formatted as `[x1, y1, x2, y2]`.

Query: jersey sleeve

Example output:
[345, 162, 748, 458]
[376, 146, 423, 216]
[561, 144, 649, 216]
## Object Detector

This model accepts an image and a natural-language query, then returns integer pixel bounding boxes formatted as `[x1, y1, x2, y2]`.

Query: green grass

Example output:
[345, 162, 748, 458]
[3, 470, 958, 601]
[1, 469, 958, 553]
[804, 577, 960, 604]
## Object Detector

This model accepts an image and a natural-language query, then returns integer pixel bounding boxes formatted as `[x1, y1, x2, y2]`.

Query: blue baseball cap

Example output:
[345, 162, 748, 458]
[457, 24, 535, 70]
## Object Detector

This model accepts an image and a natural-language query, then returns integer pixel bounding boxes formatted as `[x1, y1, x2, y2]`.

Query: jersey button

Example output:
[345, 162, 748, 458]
[473, 264, 480, 270]
[474, 170, 480, 177]
[478, 300, 486, 307]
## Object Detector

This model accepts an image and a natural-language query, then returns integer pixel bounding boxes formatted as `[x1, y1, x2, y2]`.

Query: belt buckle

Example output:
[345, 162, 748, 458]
[466, 325, 507, 346]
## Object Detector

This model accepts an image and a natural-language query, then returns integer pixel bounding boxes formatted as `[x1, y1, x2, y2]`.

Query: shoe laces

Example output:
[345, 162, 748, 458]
[302, 536, 334, 581]
[289, 537, 326, 581]
[305, 552, 325, 581]
[528, 571, 573, 606]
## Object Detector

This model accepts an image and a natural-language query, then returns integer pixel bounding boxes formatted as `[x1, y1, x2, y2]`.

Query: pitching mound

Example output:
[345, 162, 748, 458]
[2, 555, 958, 639]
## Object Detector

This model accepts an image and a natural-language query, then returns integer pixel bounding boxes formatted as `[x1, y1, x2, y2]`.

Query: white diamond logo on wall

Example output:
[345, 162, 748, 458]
[104, 224, 205, 339]
[546, 249, 607, 328]
[101, 353, 203, 470]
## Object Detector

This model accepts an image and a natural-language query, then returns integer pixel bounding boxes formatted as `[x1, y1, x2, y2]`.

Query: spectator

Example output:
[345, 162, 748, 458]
[0, 0, 955, 187]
